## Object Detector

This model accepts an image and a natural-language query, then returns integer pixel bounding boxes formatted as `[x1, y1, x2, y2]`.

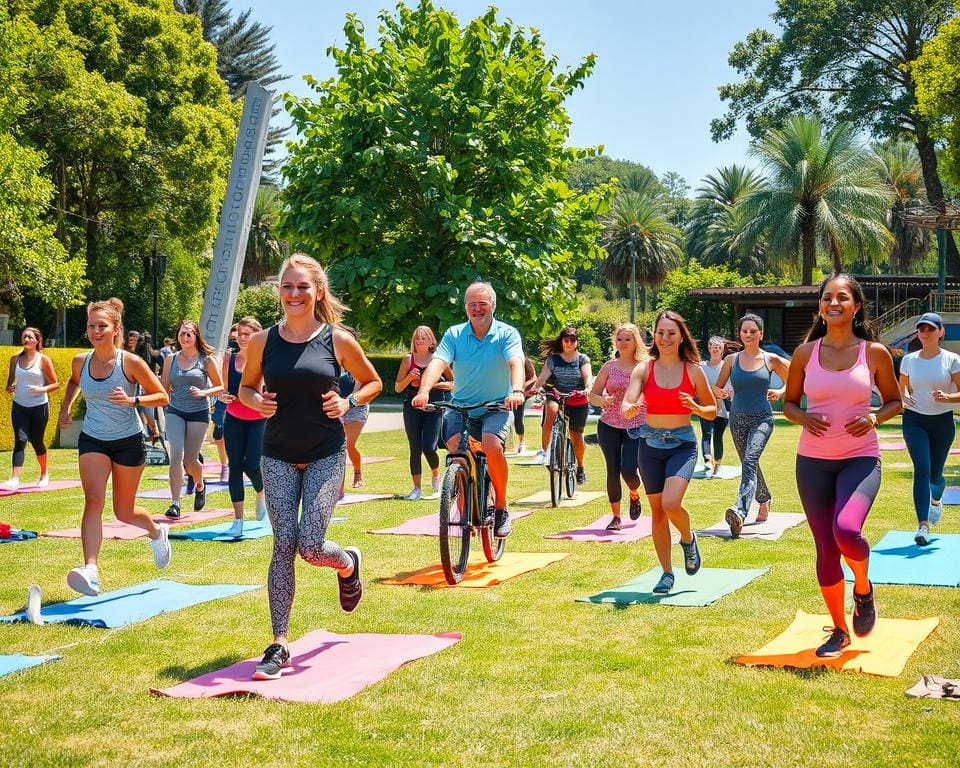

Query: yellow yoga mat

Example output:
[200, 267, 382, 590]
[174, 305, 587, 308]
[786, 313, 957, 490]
[514, 490, 604, 508]
[736, 610, 939, 677]
[381, 552, 569, 588]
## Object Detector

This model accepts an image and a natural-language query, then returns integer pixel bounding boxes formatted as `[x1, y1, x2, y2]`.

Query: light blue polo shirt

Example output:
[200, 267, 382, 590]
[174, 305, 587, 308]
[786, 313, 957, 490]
[435, 318, 524, 406]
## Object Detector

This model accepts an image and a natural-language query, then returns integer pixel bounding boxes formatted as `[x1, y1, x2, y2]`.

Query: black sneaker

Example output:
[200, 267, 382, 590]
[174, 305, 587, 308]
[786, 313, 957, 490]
[852, 582, 876, 637]
[337, 547, 363, 612]
[494, 508, 512, 538]
[605, 517, 621, 532]
[193, 483, 206, 512]
[576, 466, 586, 485]
[680, 531, 701, 575]
[164, 502, 181, 519]
[252, 643, 291, 680]
[815, 626, 851, 658]
[652, 571, 675, 594]
[185, 474, 195, 495]
[629, 495, 642, 521]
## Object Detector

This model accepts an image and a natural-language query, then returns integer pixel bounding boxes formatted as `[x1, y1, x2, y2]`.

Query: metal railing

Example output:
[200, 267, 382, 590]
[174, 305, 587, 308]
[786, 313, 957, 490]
[930, 291, 960, 313]
[875, 297, 925, 335]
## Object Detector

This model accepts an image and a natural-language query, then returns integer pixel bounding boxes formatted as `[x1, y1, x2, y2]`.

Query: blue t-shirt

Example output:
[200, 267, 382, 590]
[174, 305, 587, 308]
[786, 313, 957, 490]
[435, 318, 523, 406]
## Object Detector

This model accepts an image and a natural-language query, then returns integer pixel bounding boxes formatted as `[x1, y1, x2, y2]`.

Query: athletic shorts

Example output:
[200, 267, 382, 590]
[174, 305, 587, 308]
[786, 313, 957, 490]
[78, 431, 146, 467]
[166, 406, 210, 424]
[637, 439, 697, 495]
[443, 408, 510, 446]
[545, 397, 589, 433]
[341, 404, 370, 424]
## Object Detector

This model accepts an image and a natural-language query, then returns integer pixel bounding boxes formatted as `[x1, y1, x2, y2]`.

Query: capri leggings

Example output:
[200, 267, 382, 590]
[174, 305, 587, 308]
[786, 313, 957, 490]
[698, 414, 727, 463]
[223, 414, 265, 503]
[796, 455, 881, 586]
[262, 452, 353, 636]
[402, 400, 442, 477]
[637, 439, 698, 495]
[729, 412, 774, 515]
[902, 409, 955, 524]
[513, 400, 527, 436]
[11, 402, 48, 468]
[596, 420, 641, 503]
[165, 411, 208, 489]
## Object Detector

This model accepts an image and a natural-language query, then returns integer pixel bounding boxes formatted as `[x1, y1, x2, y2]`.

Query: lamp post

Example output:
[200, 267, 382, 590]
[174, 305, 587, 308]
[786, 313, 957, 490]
[629, 228, 638, 324]
[143, 232, 165, 343]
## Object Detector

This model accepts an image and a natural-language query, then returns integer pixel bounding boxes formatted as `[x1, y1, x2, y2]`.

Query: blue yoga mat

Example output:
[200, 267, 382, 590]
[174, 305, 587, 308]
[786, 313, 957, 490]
[0, 653, 62, 677]
[0, 530, 37, 544]
[842, 530, 960, 587]
[169, 516, 345, 541]
[0, 580, 260, 628]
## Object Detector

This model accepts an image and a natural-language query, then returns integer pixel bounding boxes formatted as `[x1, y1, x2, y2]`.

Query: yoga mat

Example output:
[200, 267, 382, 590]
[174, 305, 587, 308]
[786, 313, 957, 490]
[942, 486, 960, 505]
[360, 456, 395, 465]
[44, 509, 233, 540]
[0, 654, 62, 678]
[0, 529, 38, 544]
[337, 493, 392, 506]
[879, 441, 907, 451]
[698, 512, 806, 541]
[369, 509, 532, 537]
[514, 490, 604, 508]
[577, 567, 768, 607]
[691, 465, 742, 480]
[842, 530, 960, 587]
[906, 675, 960, 699]
[513, 458, 549, 466]
[136, 480, 247, 500]
[546, 515, 653, 543]
[168, 517, 346, 541]
[151, 630, 461, 703]
[382, 552, 569, 588]
[736, 610, 939, 677]
[0, 480, 82, 497]
[150, 469, 224, 481]
[0, 580, 260, 629]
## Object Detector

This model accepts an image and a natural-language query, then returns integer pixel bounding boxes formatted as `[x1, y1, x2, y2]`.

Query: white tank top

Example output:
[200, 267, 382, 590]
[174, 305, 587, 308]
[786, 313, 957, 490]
[13, 355, 48, 408]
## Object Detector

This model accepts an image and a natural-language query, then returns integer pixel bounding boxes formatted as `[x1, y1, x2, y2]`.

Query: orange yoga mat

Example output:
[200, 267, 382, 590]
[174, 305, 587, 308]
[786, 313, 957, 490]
[382, 552, 569, 588]
[736, 610, 939, 677]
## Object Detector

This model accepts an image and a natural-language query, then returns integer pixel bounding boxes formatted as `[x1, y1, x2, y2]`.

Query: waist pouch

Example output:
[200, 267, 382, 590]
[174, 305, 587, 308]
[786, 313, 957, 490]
[627, 424, 697, 449]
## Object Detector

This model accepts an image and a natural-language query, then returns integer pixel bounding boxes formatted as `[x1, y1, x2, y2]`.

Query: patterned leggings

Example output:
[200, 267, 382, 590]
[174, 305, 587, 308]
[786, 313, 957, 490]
[261, 452, 352, 636]
[729, 412, 774, 515]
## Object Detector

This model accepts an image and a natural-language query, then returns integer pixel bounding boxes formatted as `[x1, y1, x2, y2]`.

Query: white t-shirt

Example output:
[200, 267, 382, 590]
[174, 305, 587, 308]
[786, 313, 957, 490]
[901, 349, 960, 415]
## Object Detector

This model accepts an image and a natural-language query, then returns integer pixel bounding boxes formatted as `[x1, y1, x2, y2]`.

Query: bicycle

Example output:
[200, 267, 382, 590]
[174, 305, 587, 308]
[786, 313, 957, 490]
[422, 401, 509, 584]
[545, 389, 583, 507]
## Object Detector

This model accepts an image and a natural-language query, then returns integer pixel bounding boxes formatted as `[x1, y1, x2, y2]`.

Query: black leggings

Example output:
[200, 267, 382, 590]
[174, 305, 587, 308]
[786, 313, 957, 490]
[698, 414, 728, 462]
[402, 400, 442, 476]
[223, 414, 265, 503]
[12, 402, 48, 468]
[513, 400, 526, 436]
[596, 420, 641, 504]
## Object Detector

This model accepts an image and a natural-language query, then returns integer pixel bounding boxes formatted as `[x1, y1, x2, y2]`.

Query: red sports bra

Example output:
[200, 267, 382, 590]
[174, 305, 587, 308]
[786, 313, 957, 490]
[643, 362, 695, 415]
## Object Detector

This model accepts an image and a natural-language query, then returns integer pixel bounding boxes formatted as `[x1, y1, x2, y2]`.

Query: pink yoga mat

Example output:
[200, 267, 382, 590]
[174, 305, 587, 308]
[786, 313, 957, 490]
[879, 441, 907, 451]
[43, 508, 234, 540]
[151, 630, 462, 703]
[337, 493, 392, 506]
[369, 509, 532, 536]
[360, 456, 394, 465]
[0, 480, 82, 497]
[545, 515, 653, 543]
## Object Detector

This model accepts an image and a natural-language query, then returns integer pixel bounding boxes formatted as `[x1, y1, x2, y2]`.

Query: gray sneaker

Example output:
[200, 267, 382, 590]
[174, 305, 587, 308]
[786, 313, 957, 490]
[915, 524, 930, 546]
[337, 547, 363, 612]
[494, 508, 512, 538]
[252, 643, 292, 680]
[680, 531, 701, 575]
[150, 524, 172, 569]
[929, 501, 943, 526]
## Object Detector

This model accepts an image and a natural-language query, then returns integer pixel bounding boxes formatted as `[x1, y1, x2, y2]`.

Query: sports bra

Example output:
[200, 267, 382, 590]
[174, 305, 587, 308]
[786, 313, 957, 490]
[643, 361, 696, 416]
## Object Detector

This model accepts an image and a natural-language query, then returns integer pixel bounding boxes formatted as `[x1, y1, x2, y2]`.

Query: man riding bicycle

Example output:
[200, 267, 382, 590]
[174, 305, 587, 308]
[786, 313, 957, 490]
[412, 281, 525, 537]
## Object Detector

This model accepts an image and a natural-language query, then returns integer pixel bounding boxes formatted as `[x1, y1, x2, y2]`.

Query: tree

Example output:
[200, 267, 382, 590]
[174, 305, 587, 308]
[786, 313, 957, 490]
[874, 140, 932, 272]
[233, 283, 282, 328]
[280, 0, 612, 345]
[599, 190, 683, 312]
[740, 117, 893, 285]
[914, 16, 960, 187]
[242, 185, 287, 285]
[712, 0, 960, 272]
[566, 155, 662, 194]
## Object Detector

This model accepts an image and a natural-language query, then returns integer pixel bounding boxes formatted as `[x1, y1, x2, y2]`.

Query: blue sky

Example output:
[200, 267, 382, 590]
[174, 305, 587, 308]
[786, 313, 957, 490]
[241, 0, 778, 192]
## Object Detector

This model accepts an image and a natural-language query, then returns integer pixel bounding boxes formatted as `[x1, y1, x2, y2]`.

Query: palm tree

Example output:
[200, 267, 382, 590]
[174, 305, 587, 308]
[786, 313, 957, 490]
[741, 117, 893, 284]
[600, 191, 683, 314]
[243, 185, 286, 285]
[686, 165, 767, 274]
[875, 140, 931, 273]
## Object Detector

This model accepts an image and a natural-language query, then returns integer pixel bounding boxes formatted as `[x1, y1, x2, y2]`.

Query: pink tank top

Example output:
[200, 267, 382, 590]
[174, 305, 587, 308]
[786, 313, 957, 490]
[797, 339, 879, 460]
[600, 363, 647, 430]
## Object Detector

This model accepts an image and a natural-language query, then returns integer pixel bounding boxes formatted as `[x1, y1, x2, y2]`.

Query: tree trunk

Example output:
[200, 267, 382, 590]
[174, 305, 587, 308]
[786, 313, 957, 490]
[915, 125, 960, 274]
[801, 220, 816, 285]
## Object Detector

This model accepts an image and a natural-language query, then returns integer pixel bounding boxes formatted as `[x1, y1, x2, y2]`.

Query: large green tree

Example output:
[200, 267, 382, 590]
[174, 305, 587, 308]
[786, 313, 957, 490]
[914, 16, 960, 187]
[281, 1, 612, 344]
[712, 0, 960, 271]
[875, 140, 932, 272]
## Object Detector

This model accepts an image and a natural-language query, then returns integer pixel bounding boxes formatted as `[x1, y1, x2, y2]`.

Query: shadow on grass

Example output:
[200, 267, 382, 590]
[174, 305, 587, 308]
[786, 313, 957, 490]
[159, 656, 245, 681]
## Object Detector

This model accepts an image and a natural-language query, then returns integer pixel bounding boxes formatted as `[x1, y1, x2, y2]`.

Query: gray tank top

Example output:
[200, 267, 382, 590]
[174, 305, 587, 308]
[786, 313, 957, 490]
[13, 355, 48, 408]
[168, 352, 211, 413]
[729, 352, 773, 415]
[79, 351, 142, 439]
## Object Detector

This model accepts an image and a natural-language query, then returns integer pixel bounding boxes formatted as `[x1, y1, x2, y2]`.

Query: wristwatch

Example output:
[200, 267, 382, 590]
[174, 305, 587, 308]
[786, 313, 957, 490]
[134, 396, 140, 407]
[347, 395, 358, 409]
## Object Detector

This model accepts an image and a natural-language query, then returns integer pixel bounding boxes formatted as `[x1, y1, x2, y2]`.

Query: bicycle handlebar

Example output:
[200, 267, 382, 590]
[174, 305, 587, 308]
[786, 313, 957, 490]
[420, 401, 509, 414]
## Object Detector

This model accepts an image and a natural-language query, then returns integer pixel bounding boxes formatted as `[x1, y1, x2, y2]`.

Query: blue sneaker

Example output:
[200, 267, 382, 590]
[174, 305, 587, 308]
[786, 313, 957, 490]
[652, 572, 675, 594]
[928, 500, 943, 526]
[815, 626, 851, 658]
[680, 531, 701, 575]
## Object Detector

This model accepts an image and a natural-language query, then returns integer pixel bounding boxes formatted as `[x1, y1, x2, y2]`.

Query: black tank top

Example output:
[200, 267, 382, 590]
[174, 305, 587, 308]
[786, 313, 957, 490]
[261, 324, 344, 462]
[403, 356, 447, 403]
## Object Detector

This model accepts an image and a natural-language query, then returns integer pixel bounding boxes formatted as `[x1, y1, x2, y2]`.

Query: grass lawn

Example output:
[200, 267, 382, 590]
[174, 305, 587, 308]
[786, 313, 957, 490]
[1, 416, 958, 767]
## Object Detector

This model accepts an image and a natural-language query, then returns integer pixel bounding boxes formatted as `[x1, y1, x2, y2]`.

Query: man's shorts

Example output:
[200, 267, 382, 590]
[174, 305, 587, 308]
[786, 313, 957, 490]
[442, 407, 510, 446]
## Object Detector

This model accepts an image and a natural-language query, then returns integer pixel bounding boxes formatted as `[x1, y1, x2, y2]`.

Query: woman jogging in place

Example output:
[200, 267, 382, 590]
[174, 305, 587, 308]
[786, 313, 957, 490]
[715, 314, 790, 535]
[218, 317, 268, 538]
[622, 310, 716, 594]
[160, 320, 223, 519]
[899, 311, 960, 546]
[699, 336, 731, 478]
[395, 325, 453, 500]
[3, 328, 58, 491]
[588, 323, 647, 531]
[58, 298, 172, 596]
[240, 253, 382, 680]
[783, 274, 901, 657]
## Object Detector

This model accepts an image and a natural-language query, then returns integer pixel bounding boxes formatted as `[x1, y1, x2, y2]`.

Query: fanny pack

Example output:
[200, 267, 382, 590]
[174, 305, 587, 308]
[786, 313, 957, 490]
[627, 424, 697, 449]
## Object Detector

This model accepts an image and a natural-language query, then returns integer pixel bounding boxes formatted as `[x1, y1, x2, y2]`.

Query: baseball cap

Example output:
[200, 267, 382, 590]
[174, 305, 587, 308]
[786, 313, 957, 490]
[916, 312, 943, 330]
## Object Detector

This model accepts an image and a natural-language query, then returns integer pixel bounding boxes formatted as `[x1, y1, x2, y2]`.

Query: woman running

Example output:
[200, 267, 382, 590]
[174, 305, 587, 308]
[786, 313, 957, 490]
[622, 310, 716, 594]
[240, 253, 382, 681]
[395, 325, 453, 500]
[3, 328, 58, 491]
[715, 314, 790, 535]
[588, 323, 647, 531]
[783, 274, 901, 657]
[531, 327, 593, 483]
[218, 317, 268, 538]
[699, 336, 731, 478]
[58, 298, 172, 595]
[899, 311, 960, 545]
[160, 320, 223, 519]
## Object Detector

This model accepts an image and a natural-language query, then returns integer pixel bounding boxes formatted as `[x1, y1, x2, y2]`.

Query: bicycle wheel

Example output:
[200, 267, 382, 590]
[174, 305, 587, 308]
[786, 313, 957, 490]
[564, 436, 576, 498]
[549, 429, 563, 507]
[480, 475, 505, 562]
[439, 461, 472, 584]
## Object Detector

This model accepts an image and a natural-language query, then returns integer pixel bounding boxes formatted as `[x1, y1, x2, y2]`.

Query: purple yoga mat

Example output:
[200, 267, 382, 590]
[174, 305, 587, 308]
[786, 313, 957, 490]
[697, 512, 806, 541]
[0, 480, 82, 497]
[879, 441, 907, 451]
[368, 509, 532, 536]
[43, 509, 234, 540]
[136, 480, 245, 500]
[545, 515, 653, 543]
[337, 493, 393, 506]
[151, 630, 462, 703]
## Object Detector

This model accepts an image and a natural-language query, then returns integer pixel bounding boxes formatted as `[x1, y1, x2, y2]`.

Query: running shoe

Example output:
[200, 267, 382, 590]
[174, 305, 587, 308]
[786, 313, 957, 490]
[852, 582, 876, 637]
[193, 482, 206, 511]
[628, 495, 642, 521]
[337, 547, 363, 612]
[724, 507, 744, 537]
[756, 499, 772, 524]
[0, 478, 19, 492]
[652, 572, 675, 594]
[680, 531, 701, 575]
[185, 475, 195, 495]
[929, 500, 943, 526]
[256, 495, 268, 522]
[26, 584, 43, 625]
[915, 524, 931, 546]
[605, 517, 621, 532]
[224, 519, 244, 539]
[516, 441, 526, 455]
[404, 488, 422, 501]
[67, 565, 100, 596]
[252, 643, 292, 680]
[576, 466, 587, 485]
[815, 626, 851, 658]
[36, 475, 50, 488]
[494, 508, 512, 538]
[431, 475, 441, 494]
[352, 470, 363, 488]
[534, 449, 548, 465]
[165, 502, 181, 519]
[219, 466, 230, 483]
[150, 524, 172, 569]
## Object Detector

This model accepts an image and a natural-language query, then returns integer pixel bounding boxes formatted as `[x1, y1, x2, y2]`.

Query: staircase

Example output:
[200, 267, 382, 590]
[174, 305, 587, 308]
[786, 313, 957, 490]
[878, 291, 960, 353]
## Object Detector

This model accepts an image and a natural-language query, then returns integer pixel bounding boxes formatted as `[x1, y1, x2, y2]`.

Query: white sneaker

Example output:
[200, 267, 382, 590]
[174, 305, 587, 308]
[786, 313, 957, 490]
[915, 524, 931, 546]
[36, 475, 49, 488]
[67, 565, 100, 596]
[431, 475, 440, 494]
[517, 441, 526, 454]
[0, 478, 19, 492]
[534, 449, 548, 465]
[224, 519, 244, 539]
[404, 488, 422, 501]
[150, 524, 172, 569]
[929, 500, 943, 526]
[26, 584, 43, 625]
[255, 495, 268, 522]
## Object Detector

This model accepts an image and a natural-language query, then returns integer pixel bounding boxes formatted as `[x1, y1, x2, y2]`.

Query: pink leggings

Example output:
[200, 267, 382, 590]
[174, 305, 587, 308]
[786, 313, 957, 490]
[796, 455, 881, 586]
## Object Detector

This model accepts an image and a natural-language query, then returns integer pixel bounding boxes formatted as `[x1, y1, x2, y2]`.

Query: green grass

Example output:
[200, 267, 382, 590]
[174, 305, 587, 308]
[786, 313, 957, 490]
[1, 416, 959, 767]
